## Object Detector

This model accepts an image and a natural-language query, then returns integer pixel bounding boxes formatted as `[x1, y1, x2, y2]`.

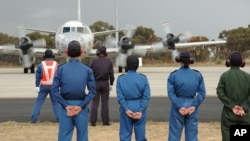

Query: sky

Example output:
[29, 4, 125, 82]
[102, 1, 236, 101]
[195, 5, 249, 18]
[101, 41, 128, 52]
[0, 0, 249, 40]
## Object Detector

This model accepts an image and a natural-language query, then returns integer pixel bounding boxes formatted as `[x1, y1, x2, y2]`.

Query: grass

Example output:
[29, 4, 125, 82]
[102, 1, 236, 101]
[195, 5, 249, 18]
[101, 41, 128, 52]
[0, 121, 221, 141]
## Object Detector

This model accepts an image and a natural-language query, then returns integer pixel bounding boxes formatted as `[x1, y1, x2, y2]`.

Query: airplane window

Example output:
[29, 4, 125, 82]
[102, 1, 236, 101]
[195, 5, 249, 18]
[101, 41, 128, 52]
[63, 27, 70, 33]
[77, 27, 84, 33]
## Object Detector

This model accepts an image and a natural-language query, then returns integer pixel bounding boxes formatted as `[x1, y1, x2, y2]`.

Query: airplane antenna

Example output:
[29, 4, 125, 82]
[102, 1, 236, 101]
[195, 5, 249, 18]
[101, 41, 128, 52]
[78, 0, 81, 21]
[115, 0, 119, 47]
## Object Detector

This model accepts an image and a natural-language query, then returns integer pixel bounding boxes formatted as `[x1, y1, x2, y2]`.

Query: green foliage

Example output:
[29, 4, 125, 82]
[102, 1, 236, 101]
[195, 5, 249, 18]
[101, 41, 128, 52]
[90, 21, 116, 48]
[26, 32, 55, 48]
[215, 58, 223, 64]
[133, 26, 160, 44]
[0, 32, 19, 44]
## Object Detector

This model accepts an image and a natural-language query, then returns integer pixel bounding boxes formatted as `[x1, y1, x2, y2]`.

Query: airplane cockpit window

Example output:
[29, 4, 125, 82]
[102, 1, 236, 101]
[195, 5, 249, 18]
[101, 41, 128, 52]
[77, 27, 84, 33]
[63, 27, 70, 33]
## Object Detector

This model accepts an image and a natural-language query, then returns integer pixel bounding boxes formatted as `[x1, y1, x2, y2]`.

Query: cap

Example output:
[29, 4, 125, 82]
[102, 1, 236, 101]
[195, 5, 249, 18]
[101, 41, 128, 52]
[68, 40, 81, 57]
[126, 55, 139, 71]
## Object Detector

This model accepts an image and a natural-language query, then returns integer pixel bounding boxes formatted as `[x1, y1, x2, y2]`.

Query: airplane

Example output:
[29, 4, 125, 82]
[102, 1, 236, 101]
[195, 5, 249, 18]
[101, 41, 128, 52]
[0, 0, 226, 73]
[0, 28, 46, 73]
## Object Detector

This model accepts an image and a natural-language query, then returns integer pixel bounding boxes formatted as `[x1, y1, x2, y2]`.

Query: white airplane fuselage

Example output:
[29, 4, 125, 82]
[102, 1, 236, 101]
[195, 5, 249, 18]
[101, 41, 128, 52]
[55, 21, 94, 58]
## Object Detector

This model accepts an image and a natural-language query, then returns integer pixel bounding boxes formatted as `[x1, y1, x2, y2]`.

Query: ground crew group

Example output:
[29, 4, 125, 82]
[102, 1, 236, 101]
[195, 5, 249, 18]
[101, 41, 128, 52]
[31, 40, 250, 141]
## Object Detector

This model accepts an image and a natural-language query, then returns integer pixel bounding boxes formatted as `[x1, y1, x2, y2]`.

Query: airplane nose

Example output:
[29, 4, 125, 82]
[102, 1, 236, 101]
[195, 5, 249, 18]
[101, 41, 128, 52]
[61, 35, 85, 53]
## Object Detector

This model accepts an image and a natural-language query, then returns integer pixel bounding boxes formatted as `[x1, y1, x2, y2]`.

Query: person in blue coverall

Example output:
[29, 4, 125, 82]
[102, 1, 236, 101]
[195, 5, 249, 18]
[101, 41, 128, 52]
[116, 55, 151, 141]
[167, 51, 206, 141]
[51, 40, 96, 141]
[31, 49, 60, 123]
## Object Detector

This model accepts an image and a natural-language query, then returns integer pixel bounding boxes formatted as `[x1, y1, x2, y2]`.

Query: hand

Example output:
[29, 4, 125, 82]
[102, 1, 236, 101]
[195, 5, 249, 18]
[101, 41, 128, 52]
[66, 105, 82, 117]
[109, 86, 112, 91]
[187, 106, 196, 115]
[179, 107, 188, 116]
[232, 105, 245, 116]
[133, 112, 142, 119]
[35, 87, 40, 93]
[72, 106, 82, 115]
[126, 110, 135, 118]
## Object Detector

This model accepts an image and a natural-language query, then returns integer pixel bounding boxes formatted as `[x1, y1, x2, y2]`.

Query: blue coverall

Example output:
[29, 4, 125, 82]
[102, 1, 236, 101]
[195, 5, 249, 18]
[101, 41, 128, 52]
[31, 58, 60, 123]
[51, 59, 96, 141]
[167, 66, 206, 141]
[116, 70, 151, 141]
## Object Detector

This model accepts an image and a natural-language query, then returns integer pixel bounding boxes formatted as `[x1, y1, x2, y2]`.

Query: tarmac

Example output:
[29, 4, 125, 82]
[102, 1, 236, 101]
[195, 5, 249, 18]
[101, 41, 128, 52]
[1, 66, 249, 122]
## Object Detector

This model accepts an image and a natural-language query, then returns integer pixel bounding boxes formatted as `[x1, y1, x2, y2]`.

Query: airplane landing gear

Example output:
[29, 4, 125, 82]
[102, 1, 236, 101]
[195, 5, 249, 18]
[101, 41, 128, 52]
[30, 64, 35, 73]
[24, 68, 28, 74]
[118, 66, 128, 73]
[24, 64, 35, 73]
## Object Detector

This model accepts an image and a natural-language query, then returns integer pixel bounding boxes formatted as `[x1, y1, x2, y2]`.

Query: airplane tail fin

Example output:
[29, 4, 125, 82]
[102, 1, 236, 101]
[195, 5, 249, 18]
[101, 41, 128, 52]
[78, 0, 81, 21]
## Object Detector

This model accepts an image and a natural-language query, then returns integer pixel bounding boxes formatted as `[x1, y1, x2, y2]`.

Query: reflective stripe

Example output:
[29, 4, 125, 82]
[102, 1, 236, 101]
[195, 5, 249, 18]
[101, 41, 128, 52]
[40, 61, 57, 85]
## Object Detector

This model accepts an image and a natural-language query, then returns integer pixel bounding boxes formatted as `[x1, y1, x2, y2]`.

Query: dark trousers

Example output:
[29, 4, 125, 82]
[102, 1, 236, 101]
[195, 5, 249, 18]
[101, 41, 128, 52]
[90, 80, 110, 124]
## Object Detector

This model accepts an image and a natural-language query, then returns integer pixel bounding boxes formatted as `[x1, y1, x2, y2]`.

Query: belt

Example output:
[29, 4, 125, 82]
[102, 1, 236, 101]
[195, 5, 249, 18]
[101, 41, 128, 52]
[177, 95, 195, 99]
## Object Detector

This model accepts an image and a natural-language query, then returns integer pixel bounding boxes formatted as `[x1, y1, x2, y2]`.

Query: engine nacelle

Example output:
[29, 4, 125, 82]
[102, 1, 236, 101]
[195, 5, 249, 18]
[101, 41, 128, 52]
[162, 32, 192, 50]
[118, 36, 134, 53]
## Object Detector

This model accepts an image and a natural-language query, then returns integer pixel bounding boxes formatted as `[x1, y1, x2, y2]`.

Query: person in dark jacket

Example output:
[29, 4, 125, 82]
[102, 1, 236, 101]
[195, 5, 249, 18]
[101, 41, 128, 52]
[116, 55, 151, 141]
[217, 51, 250, 141]
[51, 40, 96, 141]
[89, 46, 115, 126]
[31, 49, 60, 123]
[167, 51, 206, 141]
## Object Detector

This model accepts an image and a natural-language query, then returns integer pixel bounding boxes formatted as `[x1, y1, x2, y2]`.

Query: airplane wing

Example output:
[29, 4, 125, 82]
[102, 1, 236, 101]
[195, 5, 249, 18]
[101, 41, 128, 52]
[93, 28, 129, 36]
[0, 45, 20, 55]
[33, 48, 59, 56]
[131, 40, 227, 56]
[89, 47, 119, 58]
[26, 28, 56, 36]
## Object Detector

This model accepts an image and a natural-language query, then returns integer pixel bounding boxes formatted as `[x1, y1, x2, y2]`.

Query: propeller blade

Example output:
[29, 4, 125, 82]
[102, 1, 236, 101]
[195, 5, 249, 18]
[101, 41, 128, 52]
[124, 25, 136, 38]
[171, 49, 179, 61]
[177, 31, 192, 43]
[32, 38, 46, 48]
[17, 25, 26, 39]
[162, 21, 171, 35]
[115, 53, 127, 67]
[104, 35, 117, 48]
[132, 46, 147, 56]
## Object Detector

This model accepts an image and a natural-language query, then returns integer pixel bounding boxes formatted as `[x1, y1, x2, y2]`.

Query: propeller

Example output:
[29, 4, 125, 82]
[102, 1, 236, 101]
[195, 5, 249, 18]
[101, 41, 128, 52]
[115, 25, 137, 68]
[162, 22, 192, 50]
[104, 35, 117, 48]
[16, 25, 46, 55]
[161, 21, 192, 61]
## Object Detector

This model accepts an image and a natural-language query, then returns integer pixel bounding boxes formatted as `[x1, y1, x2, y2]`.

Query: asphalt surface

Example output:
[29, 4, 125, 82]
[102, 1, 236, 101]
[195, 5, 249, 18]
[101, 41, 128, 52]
[1, 66, 247, 123]
[0, 97, 223, 122]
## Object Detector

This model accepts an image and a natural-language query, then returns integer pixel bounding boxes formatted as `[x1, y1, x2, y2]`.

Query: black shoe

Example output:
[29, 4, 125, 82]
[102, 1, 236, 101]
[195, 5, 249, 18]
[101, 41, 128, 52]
[91, 122, 96, 126]
[103, 123, 111, 126]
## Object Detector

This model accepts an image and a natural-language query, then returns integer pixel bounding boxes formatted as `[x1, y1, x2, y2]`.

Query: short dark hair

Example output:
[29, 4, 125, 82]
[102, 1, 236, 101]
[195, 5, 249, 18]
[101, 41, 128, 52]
[68, 40, 81, 57]
[44, 49, 54, 58]
[126, 55, 139, 71]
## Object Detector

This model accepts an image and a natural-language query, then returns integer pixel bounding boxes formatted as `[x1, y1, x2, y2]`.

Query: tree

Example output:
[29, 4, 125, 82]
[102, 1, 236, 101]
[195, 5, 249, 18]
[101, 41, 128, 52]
[90, 20, 116, 48]
[26, 32, 55, 49]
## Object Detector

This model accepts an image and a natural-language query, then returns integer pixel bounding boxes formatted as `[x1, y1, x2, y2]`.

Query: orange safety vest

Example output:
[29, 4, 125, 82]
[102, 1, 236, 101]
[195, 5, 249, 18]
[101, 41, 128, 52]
[40, 60, 58, 85]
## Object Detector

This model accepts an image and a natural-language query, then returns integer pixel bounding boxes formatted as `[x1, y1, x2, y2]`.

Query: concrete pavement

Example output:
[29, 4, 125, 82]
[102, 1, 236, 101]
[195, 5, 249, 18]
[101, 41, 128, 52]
[0, 66, 249, 122]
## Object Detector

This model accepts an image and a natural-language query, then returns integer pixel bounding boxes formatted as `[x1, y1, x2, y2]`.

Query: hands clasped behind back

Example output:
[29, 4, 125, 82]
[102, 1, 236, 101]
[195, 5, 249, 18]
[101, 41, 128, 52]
[66, 106, 82, 117]
[126, 110, 142, 119]
[179, 106, 196, 116]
